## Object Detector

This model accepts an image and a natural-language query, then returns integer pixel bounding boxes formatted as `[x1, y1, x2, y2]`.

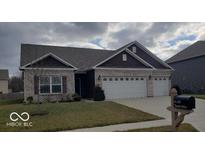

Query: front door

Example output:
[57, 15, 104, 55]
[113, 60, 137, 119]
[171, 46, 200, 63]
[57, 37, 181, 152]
[75, 73, 87, 98]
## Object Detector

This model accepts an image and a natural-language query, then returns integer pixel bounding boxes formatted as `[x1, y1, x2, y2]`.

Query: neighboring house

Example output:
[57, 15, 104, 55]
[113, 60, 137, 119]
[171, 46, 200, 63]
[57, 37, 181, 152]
[166, 41, 205, 94]
[20, 41, 173, 102]
[0, 69, 9, 94]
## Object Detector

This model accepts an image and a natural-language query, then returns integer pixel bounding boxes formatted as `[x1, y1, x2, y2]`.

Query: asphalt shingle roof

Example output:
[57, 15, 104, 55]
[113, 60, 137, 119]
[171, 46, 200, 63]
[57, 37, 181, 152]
[166, 41, 205, 64]
[21, 41, 171, 71]
[21, 44, 117, 71]
[0, 69, 9, 80]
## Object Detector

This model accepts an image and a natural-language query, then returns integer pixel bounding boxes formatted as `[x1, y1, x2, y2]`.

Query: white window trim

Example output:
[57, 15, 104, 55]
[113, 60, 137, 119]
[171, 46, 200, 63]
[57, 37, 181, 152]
[39, 76, 63, 95]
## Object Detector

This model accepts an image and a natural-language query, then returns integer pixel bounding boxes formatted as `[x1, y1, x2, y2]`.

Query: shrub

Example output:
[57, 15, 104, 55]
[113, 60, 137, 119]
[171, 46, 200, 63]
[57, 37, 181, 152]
[93, 86, 105, 101]
[72, 93, 81, 101]
[26, 96, 33, 103]
[172, 85, 182, 95]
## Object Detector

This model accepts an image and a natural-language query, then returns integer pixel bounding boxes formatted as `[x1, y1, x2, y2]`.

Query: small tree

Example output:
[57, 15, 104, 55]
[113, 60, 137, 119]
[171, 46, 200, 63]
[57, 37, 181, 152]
[93, 85, 105, 101]
[9, 73, 23, 92]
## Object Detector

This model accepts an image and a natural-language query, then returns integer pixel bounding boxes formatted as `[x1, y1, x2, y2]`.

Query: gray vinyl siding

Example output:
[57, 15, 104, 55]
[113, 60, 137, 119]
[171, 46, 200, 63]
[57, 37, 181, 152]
[98, 51, 151, 68]
[169, 55, 205, 93]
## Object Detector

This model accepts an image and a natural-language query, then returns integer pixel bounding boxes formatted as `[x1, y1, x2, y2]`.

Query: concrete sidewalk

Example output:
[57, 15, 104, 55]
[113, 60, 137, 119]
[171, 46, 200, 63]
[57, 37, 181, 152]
[68, 119, 170, 132]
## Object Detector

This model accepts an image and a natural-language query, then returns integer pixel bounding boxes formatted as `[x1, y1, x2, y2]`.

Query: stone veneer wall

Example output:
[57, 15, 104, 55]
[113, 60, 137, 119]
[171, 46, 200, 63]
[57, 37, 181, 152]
[23, 69, 75, 102]
[94, 69, 172, 97]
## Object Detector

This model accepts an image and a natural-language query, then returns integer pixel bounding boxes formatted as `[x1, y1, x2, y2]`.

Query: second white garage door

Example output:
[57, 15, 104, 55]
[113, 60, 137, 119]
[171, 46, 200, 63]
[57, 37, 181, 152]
[153, 77, 169, 96]
[102, 76, 147, 99]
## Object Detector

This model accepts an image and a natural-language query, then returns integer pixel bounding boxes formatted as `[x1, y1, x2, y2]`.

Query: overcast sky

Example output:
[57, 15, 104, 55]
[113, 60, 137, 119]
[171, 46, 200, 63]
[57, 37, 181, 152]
[0, 22, 205, 76]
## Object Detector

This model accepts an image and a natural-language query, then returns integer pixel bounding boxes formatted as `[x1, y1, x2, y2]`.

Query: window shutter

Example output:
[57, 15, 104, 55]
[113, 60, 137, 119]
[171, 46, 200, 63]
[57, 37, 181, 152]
[62, 76, 67, 93]
[34, 76, 39, 94]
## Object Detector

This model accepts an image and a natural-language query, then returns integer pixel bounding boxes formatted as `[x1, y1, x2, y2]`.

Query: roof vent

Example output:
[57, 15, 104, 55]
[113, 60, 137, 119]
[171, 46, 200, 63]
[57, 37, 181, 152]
[132, 46, 136, 53]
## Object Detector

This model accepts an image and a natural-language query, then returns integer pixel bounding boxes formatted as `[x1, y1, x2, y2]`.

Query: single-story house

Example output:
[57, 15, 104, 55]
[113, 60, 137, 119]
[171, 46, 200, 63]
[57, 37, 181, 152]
[166, 41, 205, 94]
[20, 41, 173, 102]
[0, 69, 9, 94]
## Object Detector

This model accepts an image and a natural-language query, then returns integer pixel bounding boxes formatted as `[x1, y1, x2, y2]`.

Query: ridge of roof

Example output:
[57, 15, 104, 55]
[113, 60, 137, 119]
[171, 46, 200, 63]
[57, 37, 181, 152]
[21, 43, 114, 52]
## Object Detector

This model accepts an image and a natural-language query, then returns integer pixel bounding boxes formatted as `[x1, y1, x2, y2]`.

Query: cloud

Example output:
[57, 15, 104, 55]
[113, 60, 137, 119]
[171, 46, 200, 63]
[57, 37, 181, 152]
[0, 22, 205, 76]
[0, 22, 108, 75]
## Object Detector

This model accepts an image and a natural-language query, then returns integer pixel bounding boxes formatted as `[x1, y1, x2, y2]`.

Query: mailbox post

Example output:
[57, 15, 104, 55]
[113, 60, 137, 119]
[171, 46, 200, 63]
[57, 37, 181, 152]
[171, 88, 178, 131]
[167, 88, 194, 131]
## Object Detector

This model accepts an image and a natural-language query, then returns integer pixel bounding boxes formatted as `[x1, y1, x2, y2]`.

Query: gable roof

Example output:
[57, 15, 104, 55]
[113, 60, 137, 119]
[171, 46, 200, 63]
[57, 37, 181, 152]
[21, 52, 78, 69]
[93, 48, 155, 69]
[166, 41, 205, 64]
[20, 41, 172, 71]
[128, 41, 173, 69]
[0, 69, 9, 80]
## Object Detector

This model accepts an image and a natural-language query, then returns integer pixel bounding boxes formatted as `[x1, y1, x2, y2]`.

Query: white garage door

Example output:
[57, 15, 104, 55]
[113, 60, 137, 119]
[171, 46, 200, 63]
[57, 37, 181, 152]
[102, 76, 147, 99]
[153, 77, 169, 96]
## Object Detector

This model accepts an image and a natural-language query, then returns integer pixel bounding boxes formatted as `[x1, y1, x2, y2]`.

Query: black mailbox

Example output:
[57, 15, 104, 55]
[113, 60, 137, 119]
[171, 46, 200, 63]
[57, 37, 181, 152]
[174, 95, 195, 110]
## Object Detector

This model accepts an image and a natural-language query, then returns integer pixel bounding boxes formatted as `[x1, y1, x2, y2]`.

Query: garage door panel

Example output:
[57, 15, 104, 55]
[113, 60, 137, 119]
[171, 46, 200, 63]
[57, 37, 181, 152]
[153, 77, 169, 96]
[102, 77, 147, 99]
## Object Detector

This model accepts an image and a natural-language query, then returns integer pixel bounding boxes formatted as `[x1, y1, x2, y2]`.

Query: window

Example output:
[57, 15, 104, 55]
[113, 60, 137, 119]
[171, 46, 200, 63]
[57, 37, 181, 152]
[136, 78, 139, 80]
[141, 78, 144, 80]
[132, 46, 136, 53]
[115, 78, 118, 81]
[131, 78, 134, 80]
[126, 77, 129, 81]
[39, 76, 62, 94]
[109, 78, 113, 81]
[120, 78, 124, 81]
[122, 54, 127, 61]
[51, 76, 62, 93]
[103, 78, 107, 81]
[40, 76, 50, 94]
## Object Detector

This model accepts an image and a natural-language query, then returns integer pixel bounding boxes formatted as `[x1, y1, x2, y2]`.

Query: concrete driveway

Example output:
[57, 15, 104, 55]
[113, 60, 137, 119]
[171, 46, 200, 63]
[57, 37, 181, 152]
[114, 96, 205, 131]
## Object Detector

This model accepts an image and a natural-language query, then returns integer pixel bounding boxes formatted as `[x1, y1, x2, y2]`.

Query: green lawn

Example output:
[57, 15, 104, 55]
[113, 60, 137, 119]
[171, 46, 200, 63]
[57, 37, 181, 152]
[124, 123, 198, 132]
[188, 94, 205, 100]
[0, 101, 162, 132]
